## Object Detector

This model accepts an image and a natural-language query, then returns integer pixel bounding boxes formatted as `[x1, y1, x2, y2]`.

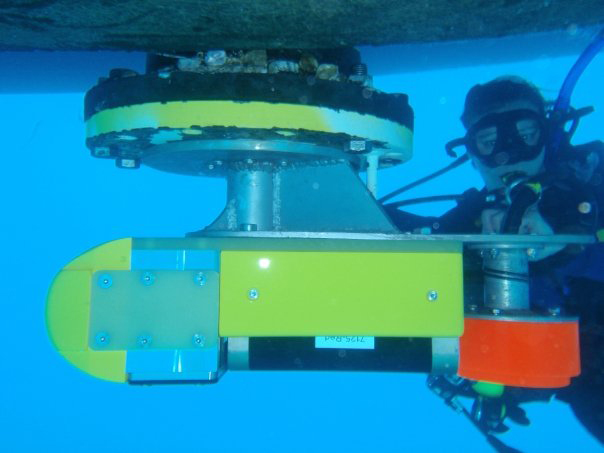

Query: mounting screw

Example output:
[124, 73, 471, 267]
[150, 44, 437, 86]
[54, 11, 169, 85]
[526, 248, 537, 259]
[138, 335, 152, 348]
[116, 157, 140, 169]
[548, 307, 561, 316]
[349, 140, 367, 153]
[426, 290, 438, 301]
[469, 304, 478, 312]
[93, 146, 111, 157]
[192, 334, 206, 347]
[492, 308, 501, 316]
[352, 63, 368, 76]
[489, 248, 499, 259]
[248, 288, 259, 300]
[98, 274, 113, 289]
[205, 50, 227, 66]
[194, 272, 207, 286]
[349, 64, 372, 87]
[578, 201, 592, 214]
[141, 272, 155, 286]
[95, 332, 110, 346]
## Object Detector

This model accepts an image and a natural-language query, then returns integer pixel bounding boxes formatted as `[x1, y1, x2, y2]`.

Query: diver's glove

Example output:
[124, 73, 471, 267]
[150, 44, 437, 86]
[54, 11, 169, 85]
[471, 381, 531, 431]
[427, 376, 527, 453]
[474, 395, 529, 453]
[504, 400, 531, 426]
[501, 179, 542, 233]
[471, 394, 530, 434]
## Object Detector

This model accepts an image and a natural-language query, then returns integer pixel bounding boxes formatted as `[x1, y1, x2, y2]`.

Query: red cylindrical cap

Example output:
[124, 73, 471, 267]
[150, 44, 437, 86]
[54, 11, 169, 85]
[459, 316, 580, 388]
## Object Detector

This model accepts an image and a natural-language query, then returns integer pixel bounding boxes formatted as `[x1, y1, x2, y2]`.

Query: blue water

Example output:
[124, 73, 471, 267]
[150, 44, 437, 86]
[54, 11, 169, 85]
[1, 33, 603, 452]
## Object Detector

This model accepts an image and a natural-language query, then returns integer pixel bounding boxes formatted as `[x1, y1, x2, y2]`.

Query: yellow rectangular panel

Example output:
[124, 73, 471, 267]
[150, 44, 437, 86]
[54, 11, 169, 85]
[219, 248, 463, 337]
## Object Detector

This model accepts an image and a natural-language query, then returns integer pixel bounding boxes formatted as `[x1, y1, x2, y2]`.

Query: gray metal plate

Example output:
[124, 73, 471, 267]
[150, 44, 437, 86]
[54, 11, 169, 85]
[89, 270, 218, 350]
[196, 230, 595, 245]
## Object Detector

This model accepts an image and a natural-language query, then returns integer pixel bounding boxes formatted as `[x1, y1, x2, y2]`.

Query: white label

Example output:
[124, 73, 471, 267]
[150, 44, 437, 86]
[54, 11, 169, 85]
[314, 336, 375, 350]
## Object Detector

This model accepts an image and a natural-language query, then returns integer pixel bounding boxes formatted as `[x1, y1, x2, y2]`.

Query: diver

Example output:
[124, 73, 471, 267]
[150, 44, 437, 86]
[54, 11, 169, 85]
[381, 75, 604, 449]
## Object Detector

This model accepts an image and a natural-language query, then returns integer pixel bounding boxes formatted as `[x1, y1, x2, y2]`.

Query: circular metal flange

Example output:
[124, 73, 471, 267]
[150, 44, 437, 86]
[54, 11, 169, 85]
[85, 72, 413, 176]
[141, 139, 358, 177]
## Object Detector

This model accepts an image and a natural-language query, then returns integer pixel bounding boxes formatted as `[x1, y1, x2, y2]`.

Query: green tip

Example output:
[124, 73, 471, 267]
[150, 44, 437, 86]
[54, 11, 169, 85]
[472, 381, 505, 398]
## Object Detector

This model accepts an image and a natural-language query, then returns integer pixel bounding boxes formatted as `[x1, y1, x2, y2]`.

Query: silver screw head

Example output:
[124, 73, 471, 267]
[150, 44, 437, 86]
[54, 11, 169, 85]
[205, 50, 227, 66]
[248, 288, 259, 300]
[426, 290, 438, 301]
[138, 335, 152, 348]
[94, 147, 111, 157]
[126, 158, 138, 168]
[349, 140, 366, 152]
[192, 334, 205, 347]
[141, 272, 155, 286]
[116, 157, 140, 169]
[95, 332, 110, 346]
[578, 201, 592, 214]
[489, 248, 499, 259]
[492, 308, 501, 316]
[548, 307, 561, 316]
[98, 274, 113, 289]
[194, 272, 207, 286]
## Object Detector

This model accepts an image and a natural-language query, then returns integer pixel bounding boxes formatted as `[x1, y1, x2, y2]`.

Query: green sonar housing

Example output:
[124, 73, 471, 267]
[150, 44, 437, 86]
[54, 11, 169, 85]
[46, 49, 585, 386]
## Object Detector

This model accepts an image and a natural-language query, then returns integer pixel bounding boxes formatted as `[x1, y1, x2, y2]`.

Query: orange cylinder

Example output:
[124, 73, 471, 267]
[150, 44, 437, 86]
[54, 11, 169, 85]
[459, 316, 580, 388]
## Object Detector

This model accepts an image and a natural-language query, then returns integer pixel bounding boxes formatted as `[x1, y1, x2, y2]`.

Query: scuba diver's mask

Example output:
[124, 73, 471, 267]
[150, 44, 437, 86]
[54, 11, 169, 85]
[465, 109, 547, 168]
[446, 108, 548, 191]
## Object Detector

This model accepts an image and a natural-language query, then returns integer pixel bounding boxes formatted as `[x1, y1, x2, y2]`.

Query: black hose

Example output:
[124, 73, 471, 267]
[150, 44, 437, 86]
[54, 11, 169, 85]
[384, 194, 464, 209]
[378, 154, 470, 204]
[501, 185, 541, 233]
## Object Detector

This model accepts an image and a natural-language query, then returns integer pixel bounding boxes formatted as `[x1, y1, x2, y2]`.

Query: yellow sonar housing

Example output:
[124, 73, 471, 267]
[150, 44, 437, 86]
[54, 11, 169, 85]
[53, 65, 454, 384]
[220, 248, 462, 337]
[46, 239, 131, 382]
[46, 236, 464, 383]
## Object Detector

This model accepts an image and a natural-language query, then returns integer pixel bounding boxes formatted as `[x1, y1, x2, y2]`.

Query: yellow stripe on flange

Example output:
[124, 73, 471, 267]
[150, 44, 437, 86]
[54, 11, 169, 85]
[86, 100, 413, 154]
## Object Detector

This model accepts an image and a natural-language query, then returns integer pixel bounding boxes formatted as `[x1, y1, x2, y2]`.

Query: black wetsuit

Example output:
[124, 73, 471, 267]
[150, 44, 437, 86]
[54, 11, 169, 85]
[384, 140, 604, 444]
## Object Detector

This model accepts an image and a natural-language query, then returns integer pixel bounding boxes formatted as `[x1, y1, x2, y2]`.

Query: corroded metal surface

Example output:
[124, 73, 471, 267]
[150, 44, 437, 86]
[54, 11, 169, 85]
[1, 0, 603, 51]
